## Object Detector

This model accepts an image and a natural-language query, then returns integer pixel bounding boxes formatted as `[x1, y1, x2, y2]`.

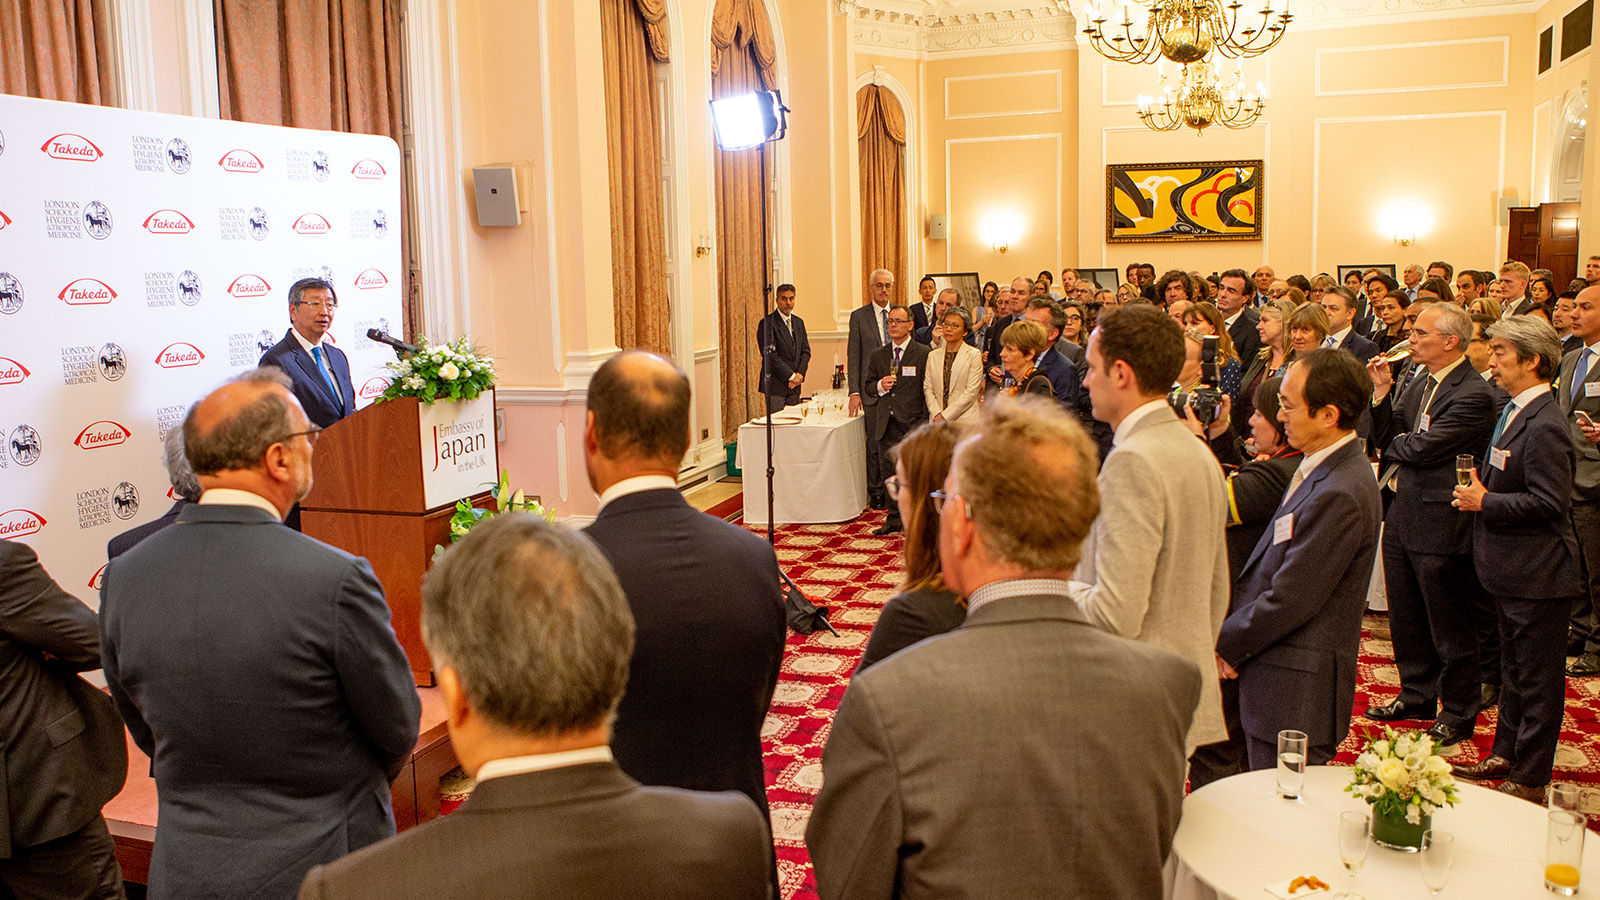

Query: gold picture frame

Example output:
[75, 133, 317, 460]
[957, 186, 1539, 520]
[1106, 159, 1264, 243]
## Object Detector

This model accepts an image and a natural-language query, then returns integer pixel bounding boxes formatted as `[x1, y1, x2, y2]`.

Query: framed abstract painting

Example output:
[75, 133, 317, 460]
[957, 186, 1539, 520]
[1106, 159, 1263, 243]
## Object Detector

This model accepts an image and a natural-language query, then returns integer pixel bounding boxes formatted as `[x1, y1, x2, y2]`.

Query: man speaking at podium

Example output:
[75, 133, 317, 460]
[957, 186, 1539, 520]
[261, 278, 357, 428]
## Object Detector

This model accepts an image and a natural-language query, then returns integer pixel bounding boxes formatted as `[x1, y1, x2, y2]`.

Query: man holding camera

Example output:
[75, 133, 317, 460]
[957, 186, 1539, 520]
[1070, 305, 1231, 753]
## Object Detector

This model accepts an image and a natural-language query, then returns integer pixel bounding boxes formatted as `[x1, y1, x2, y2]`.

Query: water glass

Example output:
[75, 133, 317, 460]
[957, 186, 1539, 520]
[1276, 730, 1308, 799]
[1338, 811, 1370, 875]
[1549, 782, 1585, 815]
[1420, 830, 1453, 895]
[1546, 809, 1585, 896]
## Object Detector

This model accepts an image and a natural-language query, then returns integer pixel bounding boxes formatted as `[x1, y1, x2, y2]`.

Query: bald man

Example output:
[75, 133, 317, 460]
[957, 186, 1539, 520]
[100, 367, 421, 900]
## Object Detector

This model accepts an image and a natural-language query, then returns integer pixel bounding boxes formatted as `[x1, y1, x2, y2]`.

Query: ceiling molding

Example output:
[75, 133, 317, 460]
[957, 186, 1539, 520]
[838, 1, 1078, 58]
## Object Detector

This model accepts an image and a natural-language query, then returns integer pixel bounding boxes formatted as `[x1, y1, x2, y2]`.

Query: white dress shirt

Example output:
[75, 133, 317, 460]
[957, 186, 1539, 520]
[1282, 431, 1358, 504]
[476, 745, 614, 783]
[596, 474, 677, 514]
[1326, 325, 1352, 348]
[1500, 383, 1551, 432]
[291, 326, 342, 403]
[198, 487, 282, 521]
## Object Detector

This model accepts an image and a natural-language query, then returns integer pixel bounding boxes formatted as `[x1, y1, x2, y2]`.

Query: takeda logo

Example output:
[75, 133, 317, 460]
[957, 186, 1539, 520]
[0, 210, 12, 231]
[74, 420, 132, 450]
[142, 209, 195, 234]
[227, 274, 271, 299]
[351, 159, 387, 179]
[88, 563, 106, 590]
[155, 342, 205, 368]
[0, 509, 46, 539]
[353, 269, 388, 290]
[0, 357, 28, 385]
[40, 133, 103, 162]
[292, 213, 331, 235]
[358, 377, 391, 401]
[58, 278, 116, 305]
[217, 148, 264, 172]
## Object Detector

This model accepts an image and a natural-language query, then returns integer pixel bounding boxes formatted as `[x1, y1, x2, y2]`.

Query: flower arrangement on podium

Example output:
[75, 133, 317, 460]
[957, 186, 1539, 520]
[376, 336, 495, 404]
[1344, 726, 1461, 850]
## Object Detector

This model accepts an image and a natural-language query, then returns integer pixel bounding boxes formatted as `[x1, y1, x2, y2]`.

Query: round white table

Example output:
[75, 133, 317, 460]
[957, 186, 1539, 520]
[735, 392, 869, 525]
[1168, 766, 1600, 899]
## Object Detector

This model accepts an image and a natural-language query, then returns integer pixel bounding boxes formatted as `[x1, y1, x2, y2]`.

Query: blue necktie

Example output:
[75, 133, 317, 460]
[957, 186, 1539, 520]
[311, 345, 340, 403]
[1490, 400, 1517, 446]
[1573, 349, 1594, 404]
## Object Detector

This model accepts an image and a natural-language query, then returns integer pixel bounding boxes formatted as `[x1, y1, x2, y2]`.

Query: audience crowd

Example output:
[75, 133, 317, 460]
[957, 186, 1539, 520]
[9, 253, 1600, 898]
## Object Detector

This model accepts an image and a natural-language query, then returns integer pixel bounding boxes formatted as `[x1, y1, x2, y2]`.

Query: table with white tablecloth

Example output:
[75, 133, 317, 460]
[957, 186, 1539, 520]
[1168, 766, 1600, 899]
[735, 395, 869, 525]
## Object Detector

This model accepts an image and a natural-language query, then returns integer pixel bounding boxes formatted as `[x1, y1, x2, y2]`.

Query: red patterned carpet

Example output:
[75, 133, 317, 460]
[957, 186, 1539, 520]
[748, 508, 1600, 900]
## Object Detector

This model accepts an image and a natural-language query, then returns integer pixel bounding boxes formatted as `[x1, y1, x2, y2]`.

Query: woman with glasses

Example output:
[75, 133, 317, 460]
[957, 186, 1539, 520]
[924, 308, 983, 425]
[858, 422, 971, 670]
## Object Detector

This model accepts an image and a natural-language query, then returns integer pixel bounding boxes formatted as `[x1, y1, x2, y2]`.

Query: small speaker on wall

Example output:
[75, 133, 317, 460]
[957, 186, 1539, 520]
[928, 213, 949, 241]
[473, 166, 521, 227]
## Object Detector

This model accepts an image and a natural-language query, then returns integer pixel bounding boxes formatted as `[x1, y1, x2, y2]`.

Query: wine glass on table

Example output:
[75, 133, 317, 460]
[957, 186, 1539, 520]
[1419, 830, 1453, 895]
[1333, 811, 1369, 900]
[1547, 809, 1585, 895]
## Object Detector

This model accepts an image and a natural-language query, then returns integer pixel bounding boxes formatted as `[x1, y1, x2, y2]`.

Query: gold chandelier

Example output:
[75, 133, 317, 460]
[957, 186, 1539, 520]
[1136, 60, 1265, 133]
[1081, 0, 1291, 65]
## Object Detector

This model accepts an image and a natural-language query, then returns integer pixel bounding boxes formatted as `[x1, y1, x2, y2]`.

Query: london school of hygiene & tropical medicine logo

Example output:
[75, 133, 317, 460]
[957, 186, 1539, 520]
[112, 481, 140, 520]
[0, 356, 29, 386]
[58, 278, 117, 306]
[178, 270, 202, 306]
[166, 138, 192, 173]
[351, 158, 387, 179]
[40, 132, 103, 162]
[82, 201, 113, 239]
[313, 150, 331, 181]
[155, 342, 205, 369]
[0, 273, 22, 315]
[0, 509, 46, 539]
[217, 148, 264, 173]
[98, 343, 127, 381]
[9, 424, 41, 466]
[227, 273, 271, 299]
[143, 209, 195, 235]
[74, 420, 132, 450]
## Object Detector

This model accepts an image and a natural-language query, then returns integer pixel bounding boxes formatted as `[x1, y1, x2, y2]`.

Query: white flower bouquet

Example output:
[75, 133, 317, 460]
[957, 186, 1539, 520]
[1345, 726, 1461, 848]
[377, 335, 495, 404]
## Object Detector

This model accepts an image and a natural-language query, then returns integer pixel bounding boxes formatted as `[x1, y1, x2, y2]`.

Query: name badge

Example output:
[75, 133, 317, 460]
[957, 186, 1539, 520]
[1273, 513, 1294, 545]
[901, 366, 917, 377]
[1586, 382, 1600, 398]
[1419, 414, 1431, 432]
[1490, 447, 1510, 470]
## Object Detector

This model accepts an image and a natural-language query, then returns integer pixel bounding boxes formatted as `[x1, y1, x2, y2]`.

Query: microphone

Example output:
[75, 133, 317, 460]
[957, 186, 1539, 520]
[366, 328, 418, 355]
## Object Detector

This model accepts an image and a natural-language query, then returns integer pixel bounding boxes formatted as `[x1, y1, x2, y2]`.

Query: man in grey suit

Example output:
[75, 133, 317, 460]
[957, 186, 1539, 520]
[849, 269, 894, 508]
[1070, 304, 1231, 752]
[1, 542, 127, 899]
[298, 514, 771, 900]
[807, 397, 1201, 900]
[1217, 350, 1382, 769]
[101, 368, 422, 899]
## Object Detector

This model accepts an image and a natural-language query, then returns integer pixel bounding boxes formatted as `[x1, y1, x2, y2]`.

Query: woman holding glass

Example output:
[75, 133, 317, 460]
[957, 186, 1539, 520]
[998, 320, 1054, 398]
[923, 307, 983, 425]
[859, 422, 969, 670]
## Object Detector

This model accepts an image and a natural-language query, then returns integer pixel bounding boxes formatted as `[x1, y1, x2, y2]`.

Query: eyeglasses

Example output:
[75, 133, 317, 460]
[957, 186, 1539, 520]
[1065, 313, 1084, 323]
[277, 426, 323, 447]
[295, 299, 338, 311]
[884, 476, 902, 501]
[929, 489, 973, 518]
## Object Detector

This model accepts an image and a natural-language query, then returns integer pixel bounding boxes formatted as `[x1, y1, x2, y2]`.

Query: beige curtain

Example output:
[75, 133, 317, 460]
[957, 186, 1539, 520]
[0, 0, 114, 103]
[711, 0, 777, 443]
[213, 0, 415, 336]
[858, 84, 905, 307]
[600, 0, 671, 356]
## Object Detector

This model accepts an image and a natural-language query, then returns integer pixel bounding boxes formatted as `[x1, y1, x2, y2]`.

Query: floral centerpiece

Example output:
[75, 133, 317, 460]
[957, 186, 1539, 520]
[376, 336, 495, 404]
[433, 470, 556, 561]
[1344, 726, 1461, 850]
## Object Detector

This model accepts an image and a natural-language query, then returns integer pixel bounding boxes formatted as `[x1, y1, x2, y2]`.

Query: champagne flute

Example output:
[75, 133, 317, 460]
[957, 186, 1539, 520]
[1338, 811, 1370, 877]
[1419, 830, 1453, 895]
[1455, 454, 1474, 488]
[1381, 340, 1413, 364]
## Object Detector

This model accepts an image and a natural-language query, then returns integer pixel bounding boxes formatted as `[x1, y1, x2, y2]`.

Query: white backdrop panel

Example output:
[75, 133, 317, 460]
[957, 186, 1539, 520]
[0, 94, 403, 607]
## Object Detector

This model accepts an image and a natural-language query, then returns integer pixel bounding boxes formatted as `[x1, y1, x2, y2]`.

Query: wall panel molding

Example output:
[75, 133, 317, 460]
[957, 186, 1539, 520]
[1314, 36, 1510, 97]
[944, 69, 1063, 120]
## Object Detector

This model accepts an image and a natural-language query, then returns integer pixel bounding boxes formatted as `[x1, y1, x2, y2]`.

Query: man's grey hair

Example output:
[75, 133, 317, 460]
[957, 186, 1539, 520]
[163, 424, 202, 501]
[869, 268, 893, 283]
[1405, 263, 1424, 275]
[1417, 301, 1473, 348]
[1487, 316, 1564, 380]
[287, 277, 338, 310]
[936, 287, 959, 303]
[421, 513, 635, 735]
[183, 366, 297, 475]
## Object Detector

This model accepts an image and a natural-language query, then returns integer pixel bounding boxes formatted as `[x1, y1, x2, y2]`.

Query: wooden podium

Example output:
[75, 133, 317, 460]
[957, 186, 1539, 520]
[300, 391, 498, 687]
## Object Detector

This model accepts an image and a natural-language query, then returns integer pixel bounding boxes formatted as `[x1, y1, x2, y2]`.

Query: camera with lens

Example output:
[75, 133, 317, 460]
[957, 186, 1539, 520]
[1168, 334, 1224, 427]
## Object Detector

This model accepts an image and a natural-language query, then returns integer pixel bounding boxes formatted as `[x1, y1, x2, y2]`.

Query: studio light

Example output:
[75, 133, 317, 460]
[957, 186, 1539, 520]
[710, 90, 789, 151]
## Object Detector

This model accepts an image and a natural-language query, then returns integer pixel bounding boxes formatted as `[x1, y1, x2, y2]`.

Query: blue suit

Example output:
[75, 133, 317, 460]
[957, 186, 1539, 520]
[100, 503, 421, 899]
[260, 330, 356, 428]
[1217, 439, 1382, 768]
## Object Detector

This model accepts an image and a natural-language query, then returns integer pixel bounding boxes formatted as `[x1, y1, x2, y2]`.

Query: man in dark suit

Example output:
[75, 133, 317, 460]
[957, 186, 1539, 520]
[756, 282, 811, 413]
[1499, 262, 1533, 318]
[298, 514, 772, 900]
[808, 398, 1200, 899]
[1320, 286, 1379, 362]
[863, 306, 931, 535]
[1557, 284, 1600, 675]
[107, 425, 200, 560]
[984, 276, 1030, 395]
[1216, 269, 1263, 362]
[580, 351, 786, 889]
[1216, 350, 1382, 769]
[259, 277, 357, 428]
[1451, 317, 1583, 801]
[1020, 298, 1085, 413]
[1364, 302, 1498, 747]
[910, 274, 937, 331]
[848, 269, 894, 507]
[0, 542, 127, 899]
[100, 367, 422, 899]
[913, 288, 977, 349]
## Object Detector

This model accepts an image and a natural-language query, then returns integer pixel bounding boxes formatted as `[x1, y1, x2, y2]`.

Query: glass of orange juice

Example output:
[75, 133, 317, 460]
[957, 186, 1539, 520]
[1546, 809, 1584, 895]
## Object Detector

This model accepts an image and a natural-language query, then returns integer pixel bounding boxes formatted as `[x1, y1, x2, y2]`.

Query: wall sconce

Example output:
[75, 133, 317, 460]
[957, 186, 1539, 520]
[1377, 200, 1433, 249]
[979, 211, 1022, 255]
[694, 229, 712, 258]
